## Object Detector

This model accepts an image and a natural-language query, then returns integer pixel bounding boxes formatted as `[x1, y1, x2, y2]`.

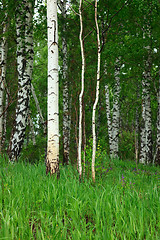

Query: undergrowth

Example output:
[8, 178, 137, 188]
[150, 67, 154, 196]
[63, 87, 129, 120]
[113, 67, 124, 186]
[0, 155, 160, 239]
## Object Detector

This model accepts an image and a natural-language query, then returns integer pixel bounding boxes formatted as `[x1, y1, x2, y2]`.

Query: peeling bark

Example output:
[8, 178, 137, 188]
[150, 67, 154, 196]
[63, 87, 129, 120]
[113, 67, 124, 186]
[9, 0, 34, 161]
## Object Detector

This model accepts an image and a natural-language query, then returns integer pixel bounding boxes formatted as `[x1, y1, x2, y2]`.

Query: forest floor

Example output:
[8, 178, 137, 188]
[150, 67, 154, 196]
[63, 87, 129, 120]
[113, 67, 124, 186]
[0, 156, 160, 239]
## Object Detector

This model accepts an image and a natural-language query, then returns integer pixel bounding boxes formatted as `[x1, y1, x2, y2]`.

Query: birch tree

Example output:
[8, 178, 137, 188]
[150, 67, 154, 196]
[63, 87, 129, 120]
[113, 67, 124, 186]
[92, 0, 101, 182]
[139, 21, 152, 164]
[46, 0, 59, 176]
[105, 59, 120, 159]
[105, 84, 112, 151]
[31, 83, 46, 134]
[61, 0, 71, 165]
[9, 0, 34, 161]
[78, 0, 84, 180]
[111, 58, 120, 158]
[0, 6, 8, 152]
[154, 70, 160, 165]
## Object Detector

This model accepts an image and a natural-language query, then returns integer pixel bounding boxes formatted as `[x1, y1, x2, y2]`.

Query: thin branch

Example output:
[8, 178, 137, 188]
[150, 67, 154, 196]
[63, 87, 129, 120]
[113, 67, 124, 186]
[83, 29, 94, 41]
[67, 3, 80, 16]
[84, 0, 94, 7]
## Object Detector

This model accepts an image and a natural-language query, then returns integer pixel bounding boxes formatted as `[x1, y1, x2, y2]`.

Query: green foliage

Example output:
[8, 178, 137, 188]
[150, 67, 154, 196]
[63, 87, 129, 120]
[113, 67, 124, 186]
[20, 135, 46, 164]
[119, 130, 135, 160]
[0, 157, 160, 239]
[83, 138, 108, 175]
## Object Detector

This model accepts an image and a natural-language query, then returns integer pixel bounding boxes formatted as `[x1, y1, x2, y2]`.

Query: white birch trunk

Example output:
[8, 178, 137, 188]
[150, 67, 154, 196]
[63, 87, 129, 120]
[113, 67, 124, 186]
[105, 84, 113, 155]
[0, 44, 4, 152]
[135, 104, 139, 163]
[82, 102, 86, 176]
[28, 112, 36, 145]
[145, 68, 152, 163]
[0, 12, 8, 152]
[139, 20, 152, 164]
[92, 0, 101, 182]
[78, 0, 85, 180]
[154, 71, 160, 164]
[111, 58, 120, 158]
[140, 51, 152, 164]
[31, 83, 46, 133]
[139, 78, 146, 164]
[62, 0, 71, 165]
[9, 1, 33, 161]
[105, 59, 120, 159]
[46, 0, 59, 176]
[1, 95, 8, 148]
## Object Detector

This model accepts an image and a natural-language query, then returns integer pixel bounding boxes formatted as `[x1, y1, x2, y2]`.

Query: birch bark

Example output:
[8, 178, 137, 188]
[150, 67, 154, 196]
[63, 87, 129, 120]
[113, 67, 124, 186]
[140, 71, 152, 164]
[1, 95, 8, 148]
[31, 83, 46, 133]
[105, 59, 120, 159]
[46, 0, 59, 176]
[0, 42, 3, 152]
[105, 84, 113, 154]
[0, 10, 8, 152]
[154, 71, 160, 165]
[135, 100, 139, 164]
[140, 78, 146, 164]
[9, 0, 34, 161]
[62, 0, 71, 165]
[111, 59, 120, 158]
[78, 0, 85, 180]
[28, 111, 36, 145]
[139, 25, 152, 164]
[92, 0, 101, 182]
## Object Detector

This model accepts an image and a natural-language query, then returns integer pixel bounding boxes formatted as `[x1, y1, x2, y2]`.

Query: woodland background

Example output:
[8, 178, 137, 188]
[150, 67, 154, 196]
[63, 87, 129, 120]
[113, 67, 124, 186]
[0, 0, 160, 167]
[1, 1, 160, 238]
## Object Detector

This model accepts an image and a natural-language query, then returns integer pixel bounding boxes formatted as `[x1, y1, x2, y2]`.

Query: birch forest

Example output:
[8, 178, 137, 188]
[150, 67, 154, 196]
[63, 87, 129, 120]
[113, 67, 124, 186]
[1, 0, 160, 239]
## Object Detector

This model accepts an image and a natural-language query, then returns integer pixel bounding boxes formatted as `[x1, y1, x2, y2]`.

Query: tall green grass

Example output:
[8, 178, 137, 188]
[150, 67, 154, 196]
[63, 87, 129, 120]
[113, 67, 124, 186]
[0, 156, 160, 239]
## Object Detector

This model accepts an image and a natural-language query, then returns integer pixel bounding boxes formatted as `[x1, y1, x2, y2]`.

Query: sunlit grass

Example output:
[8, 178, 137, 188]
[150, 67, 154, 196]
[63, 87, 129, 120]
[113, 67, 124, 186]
[0, 156, 160, 239]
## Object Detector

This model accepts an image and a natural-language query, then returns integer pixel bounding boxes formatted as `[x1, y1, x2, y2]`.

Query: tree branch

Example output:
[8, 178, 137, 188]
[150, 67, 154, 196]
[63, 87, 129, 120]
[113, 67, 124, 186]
[101, 0, 133, 52]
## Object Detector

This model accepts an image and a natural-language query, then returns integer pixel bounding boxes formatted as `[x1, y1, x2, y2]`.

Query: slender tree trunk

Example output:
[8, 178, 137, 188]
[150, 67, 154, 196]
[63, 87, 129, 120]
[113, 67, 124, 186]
[46, 0, 59, 176]
[154, 70, 160, 165]
[139, 18, 152, 164]
[135, 106, 139, 164]
[92, 0, 101, 182]
[1, 95, 8, 148]
[62, 0, 71, 165]
[140, 49, 152, 164]
[105, 84, 113, 155]
[145, 70, 152, 163]
[9, 0, 34, 161]
[31, 83, 46, 133]
[0, 11, 8, 152]
[82, 98, 86, 176]
[105, 59, 120, 159]
[78, 0, 85, 180]
[28, 112, 36, 145]
[140, 78, 146, 164]
[0, 42, 4, 152]
[111, 58, 120, 158]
